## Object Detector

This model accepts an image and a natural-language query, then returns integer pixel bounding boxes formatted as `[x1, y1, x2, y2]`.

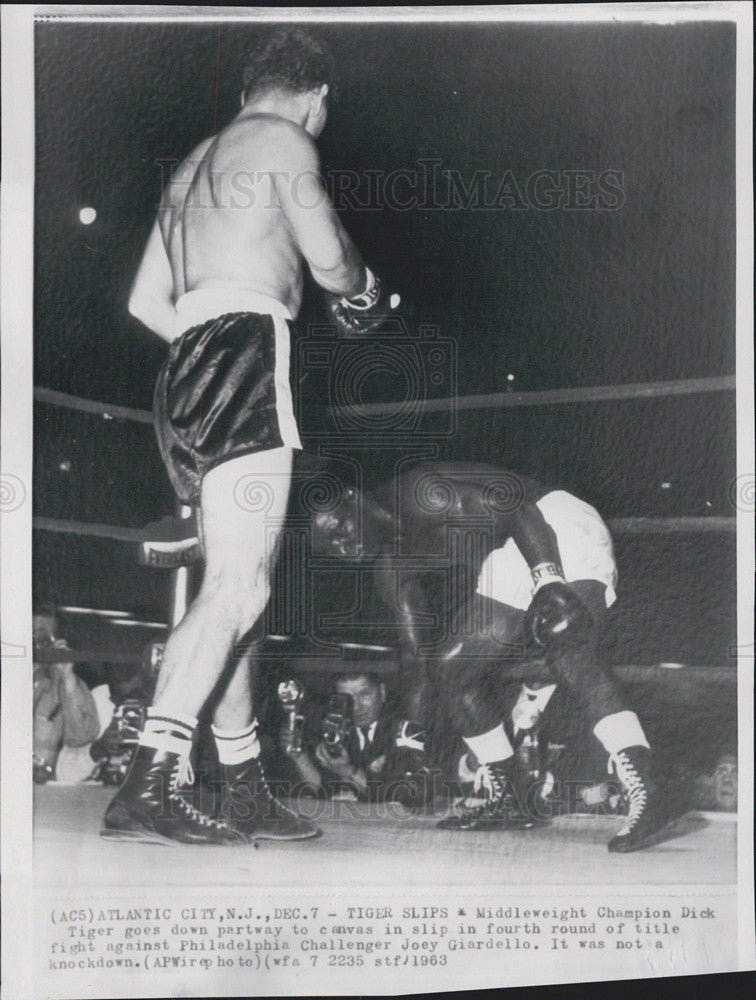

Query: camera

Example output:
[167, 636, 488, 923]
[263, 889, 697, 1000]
[277, 678, 305, 754]
[33, 633, 58, 663]
[92, 699, 147, 786]
[112, 700, 147, 745]
[321, 693, 354, 753]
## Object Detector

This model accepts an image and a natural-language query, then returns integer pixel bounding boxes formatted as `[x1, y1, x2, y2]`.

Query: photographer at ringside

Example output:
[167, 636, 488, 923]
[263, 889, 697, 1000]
[279, 671, 427, 804]
[89, 644, 161, 785]
[33, 606, 101, 784]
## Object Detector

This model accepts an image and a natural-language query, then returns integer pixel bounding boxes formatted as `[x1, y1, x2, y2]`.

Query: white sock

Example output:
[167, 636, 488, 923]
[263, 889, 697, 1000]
[211, 720, 261, 766]
[593, 711, 650, 757]
[464, 723, 514, 765]
[140, 709, 197, 757]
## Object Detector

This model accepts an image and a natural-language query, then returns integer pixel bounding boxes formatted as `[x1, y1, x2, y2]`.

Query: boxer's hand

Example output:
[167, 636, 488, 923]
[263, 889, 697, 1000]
[525, 581, 594, 649]
[325, 268, 401, 335]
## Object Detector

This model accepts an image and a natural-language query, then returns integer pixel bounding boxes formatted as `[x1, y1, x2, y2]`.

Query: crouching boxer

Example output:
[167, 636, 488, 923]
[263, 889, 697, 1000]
[104, 27, 399, 846]
[368, 462, 670, 853]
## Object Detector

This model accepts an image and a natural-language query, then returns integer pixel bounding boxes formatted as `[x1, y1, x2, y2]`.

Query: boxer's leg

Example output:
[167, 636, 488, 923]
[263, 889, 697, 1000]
[437, 596, 535, 830]
[542, 580, 627, 728]
[199, 452, 319, 840]
[188, 453, 319, 841]
[103, 448, 316, 843]
[212, 648, 255, 731]
[153, 448, 292, 716]
[544, 580, 668, 852]
[442, 594, 525, 733]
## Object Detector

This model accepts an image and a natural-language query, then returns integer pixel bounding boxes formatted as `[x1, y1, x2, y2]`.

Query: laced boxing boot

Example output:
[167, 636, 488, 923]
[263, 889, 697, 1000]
[101, 744, 247, 845]
[220, 756, 321, 841]
[607, 746, 670, 853]
[437, 758, 539, 831]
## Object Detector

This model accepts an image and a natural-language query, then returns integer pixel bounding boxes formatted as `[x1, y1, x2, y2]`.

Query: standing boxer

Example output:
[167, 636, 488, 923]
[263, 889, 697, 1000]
[312, 462, 670, 852]
[104, 28, 400, 845]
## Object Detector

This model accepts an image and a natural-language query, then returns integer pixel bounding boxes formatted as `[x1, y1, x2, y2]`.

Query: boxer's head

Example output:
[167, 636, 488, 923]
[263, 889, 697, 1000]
[334, 672, 385, 729]
[310, 487, 393, 558]
[241, 28, 333, 136]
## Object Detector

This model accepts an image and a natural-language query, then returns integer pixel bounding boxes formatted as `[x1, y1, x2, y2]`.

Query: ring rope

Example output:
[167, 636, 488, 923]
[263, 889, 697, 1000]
[35, 374, 734, 427]
[33, 516, 144, 542]
[330, 374, 735, 417]
[34, 386, 153, 424]
[31, 642, 738, 679]
[33, 378, 737, 540]
[33, 514, 735, 541]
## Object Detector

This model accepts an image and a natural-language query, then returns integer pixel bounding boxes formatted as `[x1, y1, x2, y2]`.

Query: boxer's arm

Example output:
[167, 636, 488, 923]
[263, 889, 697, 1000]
[506, 501, 563, 577]
[372, 557, 427, 651]
[271, 125, 367, 298]
[508, 502, 595, 647]
[128, 218, 178, 342]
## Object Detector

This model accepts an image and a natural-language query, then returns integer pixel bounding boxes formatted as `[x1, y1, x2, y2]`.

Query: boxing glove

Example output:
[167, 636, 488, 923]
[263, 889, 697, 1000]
[525, 579, 594, 649]
[325, 267, 401, 335]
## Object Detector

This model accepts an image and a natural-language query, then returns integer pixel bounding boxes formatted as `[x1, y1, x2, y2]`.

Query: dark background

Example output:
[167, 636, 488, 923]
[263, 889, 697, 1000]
[34, 20, 736, 667]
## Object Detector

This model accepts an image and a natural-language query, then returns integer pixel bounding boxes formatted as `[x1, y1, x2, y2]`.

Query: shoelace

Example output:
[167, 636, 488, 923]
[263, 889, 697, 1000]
[227, 758, 301, 821]
[609, 751, 647, 834]
[257, 759, 302, 820]
[473, 764, 498, 798]
[456, 764, 505, 816]
[174, 756, 194, 789]
[171, 757, 231, 831]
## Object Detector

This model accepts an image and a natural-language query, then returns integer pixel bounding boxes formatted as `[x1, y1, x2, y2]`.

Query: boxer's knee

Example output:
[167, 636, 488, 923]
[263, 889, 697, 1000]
[449, 687, 500, 735]
[446, 662, 502, 734]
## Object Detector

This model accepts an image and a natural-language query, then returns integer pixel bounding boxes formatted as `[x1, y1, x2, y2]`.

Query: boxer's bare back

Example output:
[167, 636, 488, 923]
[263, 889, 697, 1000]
[159, 112, 363, 322]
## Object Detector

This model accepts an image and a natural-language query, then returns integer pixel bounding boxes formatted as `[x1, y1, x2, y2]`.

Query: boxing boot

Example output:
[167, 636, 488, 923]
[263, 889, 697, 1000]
[607, 746, 671, 853]
[220, 756, 321, 841]
[437, 758, 539, 831]
[101, 744, 246, 845]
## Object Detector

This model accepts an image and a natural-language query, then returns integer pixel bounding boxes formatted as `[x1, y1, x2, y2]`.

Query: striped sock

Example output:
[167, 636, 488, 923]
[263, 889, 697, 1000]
[140, 709, 197, 757]
[211, 720, 261, 766]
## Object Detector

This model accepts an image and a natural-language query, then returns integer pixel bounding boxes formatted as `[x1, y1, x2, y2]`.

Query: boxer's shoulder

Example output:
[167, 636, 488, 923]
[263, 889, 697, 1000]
[218, 114, 319, 172]
[175, 135, 216, 180]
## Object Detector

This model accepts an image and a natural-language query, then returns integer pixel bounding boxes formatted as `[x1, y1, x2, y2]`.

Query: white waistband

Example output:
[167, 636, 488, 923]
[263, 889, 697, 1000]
[174, 288, 292, 334]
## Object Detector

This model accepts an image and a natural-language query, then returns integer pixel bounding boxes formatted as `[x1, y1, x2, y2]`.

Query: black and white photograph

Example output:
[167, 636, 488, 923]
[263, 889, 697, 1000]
[1, 4, 754, 997]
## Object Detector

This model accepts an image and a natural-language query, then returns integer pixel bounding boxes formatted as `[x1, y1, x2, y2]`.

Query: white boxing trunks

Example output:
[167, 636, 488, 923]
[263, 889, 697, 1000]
[476, 490, 618, 610]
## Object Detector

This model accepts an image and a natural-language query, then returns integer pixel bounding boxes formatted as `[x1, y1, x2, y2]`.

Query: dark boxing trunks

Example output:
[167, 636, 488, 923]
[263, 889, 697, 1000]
[154, 305, 302, 506]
